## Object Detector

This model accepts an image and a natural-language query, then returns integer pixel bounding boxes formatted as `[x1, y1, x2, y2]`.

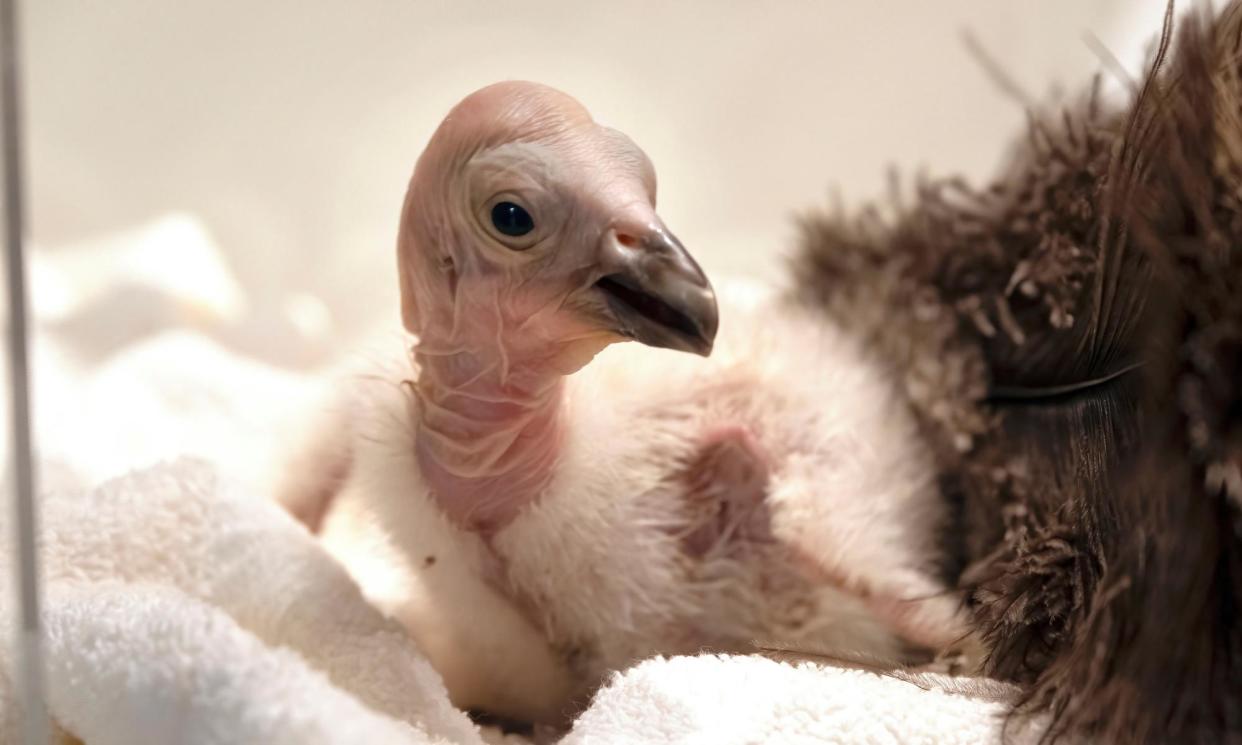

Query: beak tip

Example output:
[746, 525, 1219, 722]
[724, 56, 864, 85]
[695, 301, 719, 357]
[595, 226, 719, 358]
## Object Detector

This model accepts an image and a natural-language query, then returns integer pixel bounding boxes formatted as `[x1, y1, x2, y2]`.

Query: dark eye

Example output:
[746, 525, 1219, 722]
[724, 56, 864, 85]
[490, 201, 535, 238]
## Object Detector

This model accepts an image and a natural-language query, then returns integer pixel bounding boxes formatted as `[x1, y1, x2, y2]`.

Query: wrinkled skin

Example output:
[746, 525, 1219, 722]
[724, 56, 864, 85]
[397, 81, 716, 533]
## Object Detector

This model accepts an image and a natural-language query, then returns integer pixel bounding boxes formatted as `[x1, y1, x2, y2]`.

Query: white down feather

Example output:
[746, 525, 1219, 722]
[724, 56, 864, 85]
[292, 279, 968, 723]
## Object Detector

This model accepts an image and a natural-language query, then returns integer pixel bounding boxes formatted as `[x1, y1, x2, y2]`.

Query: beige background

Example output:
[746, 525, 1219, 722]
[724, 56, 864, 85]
[24, 1, 1169, 367]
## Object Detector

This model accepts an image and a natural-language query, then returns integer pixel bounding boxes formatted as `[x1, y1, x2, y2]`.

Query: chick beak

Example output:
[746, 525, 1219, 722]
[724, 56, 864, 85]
[593, 225, 718, 356]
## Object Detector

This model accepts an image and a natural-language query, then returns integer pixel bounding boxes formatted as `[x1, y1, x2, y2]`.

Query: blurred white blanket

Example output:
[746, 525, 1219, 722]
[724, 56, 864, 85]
[1, 216, 1032, 743]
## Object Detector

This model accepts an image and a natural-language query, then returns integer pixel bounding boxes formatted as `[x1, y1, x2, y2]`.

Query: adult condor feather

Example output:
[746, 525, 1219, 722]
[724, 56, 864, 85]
[792, 3, 1242, 742]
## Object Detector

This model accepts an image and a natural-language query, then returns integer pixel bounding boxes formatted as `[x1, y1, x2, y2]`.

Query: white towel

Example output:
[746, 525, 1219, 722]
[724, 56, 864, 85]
[0, 458, 484, 745]
[564, 655, 1043, 745]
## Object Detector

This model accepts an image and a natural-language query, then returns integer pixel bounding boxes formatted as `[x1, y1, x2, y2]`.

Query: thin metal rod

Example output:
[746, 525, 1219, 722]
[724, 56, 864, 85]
[0, 0, 49, 741]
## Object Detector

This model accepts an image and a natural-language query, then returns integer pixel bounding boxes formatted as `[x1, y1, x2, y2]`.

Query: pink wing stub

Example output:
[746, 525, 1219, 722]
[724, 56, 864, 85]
[676, 422, 972, 660]
[679, 424, 774, 558]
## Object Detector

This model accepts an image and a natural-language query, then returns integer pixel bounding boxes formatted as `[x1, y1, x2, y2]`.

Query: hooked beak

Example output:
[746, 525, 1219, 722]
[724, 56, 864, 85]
[593, 225, 718, 356]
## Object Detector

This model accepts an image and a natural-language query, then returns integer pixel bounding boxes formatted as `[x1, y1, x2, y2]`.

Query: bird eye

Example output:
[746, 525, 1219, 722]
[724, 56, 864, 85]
[490, 201, 535, 238]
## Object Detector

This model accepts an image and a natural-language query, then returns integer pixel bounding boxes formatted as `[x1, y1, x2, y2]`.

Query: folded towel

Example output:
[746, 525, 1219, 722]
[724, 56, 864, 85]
[0, 458, 484, 745]
[26, 582, 429, 745]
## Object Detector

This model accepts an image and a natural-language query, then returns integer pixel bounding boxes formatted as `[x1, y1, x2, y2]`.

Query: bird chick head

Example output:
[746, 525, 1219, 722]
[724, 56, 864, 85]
[398, 81, 717, 376]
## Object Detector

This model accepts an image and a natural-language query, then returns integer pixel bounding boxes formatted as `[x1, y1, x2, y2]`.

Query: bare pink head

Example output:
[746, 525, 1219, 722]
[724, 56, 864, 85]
[398, 81, 717, 377]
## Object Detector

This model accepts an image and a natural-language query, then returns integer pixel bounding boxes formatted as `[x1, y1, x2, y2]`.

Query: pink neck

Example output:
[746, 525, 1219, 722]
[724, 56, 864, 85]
[413, 343, 565, 535]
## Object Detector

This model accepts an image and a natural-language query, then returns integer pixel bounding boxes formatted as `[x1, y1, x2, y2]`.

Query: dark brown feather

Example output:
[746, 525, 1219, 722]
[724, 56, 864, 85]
[791, 2, 1242, 741]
